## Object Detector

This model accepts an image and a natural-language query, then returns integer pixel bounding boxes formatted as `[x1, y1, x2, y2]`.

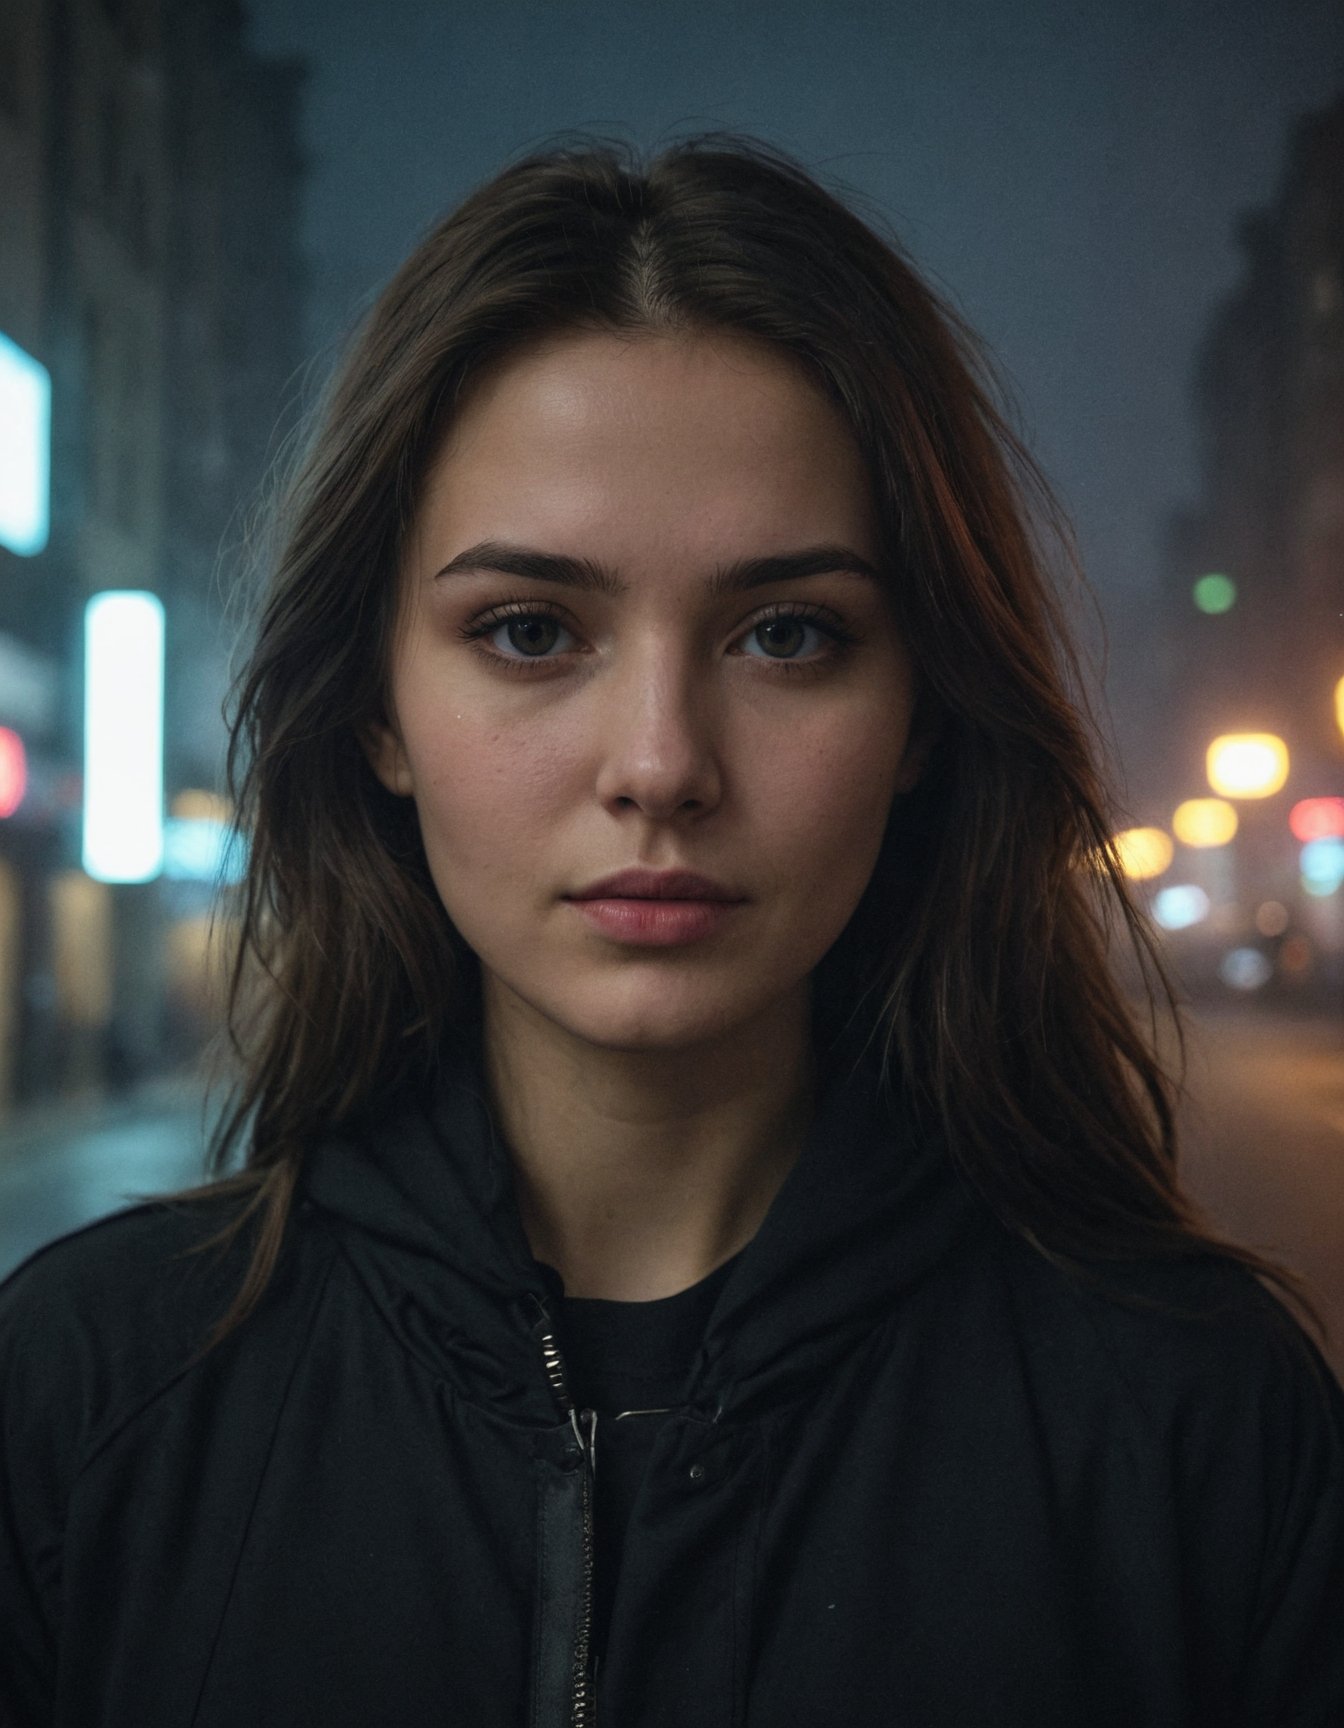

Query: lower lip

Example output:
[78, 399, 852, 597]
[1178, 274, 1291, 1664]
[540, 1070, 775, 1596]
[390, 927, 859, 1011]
[566, 897, 744, 946]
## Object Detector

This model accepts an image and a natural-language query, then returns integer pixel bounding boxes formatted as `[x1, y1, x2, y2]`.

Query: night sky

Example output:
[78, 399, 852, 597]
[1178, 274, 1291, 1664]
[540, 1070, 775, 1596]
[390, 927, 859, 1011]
[245, 0, 1343, 772]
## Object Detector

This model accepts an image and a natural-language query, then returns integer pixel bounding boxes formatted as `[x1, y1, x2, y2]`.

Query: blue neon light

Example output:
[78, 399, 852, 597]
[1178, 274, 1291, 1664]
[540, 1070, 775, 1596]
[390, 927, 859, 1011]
[0, 332, 52, 557]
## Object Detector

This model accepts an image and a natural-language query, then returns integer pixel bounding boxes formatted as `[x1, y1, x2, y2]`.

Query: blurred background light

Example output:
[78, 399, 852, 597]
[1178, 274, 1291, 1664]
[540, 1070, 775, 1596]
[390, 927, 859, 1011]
[162, 817, 248, 884]
[1191, 572, 1236, 614]
[1206, 733, 1289, 799]
[1299, 836, 1344, 896]
[1114, 825, 1174, 879]
[1219, 947, 1273, 991]
[1336, 675, 1344, 741]
[1289, 796, 1344, 842]
[1255, 900, 1290, 937]
[1172, 796, 1238, 847]
[170, 788, 233, 824]
[0, 727, 27, 818]
[0, 331, 51, 558]
[82, 592, 165, 884]
[1152, 883, 1210, 929]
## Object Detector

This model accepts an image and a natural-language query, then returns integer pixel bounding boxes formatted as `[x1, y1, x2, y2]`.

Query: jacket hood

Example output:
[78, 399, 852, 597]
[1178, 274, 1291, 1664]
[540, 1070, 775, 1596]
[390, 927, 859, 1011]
[300, 1029, 981, 1427]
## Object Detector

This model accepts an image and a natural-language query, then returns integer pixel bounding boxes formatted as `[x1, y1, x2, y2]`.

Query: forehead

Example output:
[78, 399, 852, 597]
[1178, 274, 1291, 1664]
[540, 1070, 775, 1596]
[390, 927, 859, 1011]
[411, 328, 879, 569]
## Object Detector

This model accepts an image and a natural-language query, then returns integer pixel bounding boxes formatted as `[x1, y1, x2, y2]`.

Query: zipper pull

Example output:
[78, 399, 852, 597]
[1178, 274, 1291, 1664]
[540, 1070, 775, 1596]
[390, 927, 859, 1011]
[530, 1309, 600, 1725]
[533, 1306, 599, 1476]
[572, 1405, 598, 1477]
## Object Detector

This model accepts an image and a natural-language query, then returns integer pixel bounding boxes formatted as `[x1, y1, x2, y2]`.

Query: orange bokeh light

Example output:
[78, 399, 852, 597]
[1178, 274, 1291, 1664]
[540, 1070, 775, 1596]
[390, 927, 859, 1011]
[1113, 826, 1174, 880]
[1172, 798, 1238, 848]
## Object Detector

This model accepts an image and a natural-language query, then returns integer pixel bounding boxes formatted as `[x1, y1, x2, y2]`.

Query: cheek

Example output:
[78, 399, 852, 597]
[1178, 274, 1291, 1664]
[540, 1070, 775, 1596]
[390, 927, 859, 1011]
[779, 760, 895, 902]
[400, 707, 575, 875]
[764, 700, 910, 857]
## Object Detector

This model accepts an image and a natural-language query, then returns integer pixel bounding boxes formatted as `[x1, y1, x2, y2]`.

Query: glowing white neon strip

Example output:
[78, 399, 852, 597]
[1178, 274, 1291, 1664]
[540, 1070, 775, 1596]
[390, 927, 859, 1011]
[83, 591, 165, 883]
[0, 331, 52, 557]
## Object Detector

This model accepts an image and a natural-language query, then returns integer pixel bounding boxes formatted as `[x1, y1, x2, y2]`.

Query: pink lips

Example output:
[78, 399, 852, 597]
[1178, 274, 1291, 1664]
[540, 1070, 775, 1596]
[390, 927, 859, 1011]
[569, 868, 741, 902]
[565, 868, 745, 946]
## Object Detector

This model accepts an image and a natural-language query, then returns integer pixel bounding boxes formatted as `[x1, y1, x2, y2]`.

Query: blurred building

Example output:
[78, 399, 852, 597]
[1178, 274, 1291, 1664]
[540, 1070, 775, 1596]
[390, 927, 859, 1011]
[1153, 92, 1344, 998]
[0, 0, 306, 1111]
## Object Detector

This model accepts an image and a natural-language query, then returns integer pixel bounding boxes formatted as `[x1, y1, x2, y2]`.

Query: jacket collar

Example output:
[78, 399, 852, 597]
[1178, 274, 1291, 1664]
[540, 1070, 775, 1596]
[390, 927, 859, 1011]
[301, 1027, 979, 1425]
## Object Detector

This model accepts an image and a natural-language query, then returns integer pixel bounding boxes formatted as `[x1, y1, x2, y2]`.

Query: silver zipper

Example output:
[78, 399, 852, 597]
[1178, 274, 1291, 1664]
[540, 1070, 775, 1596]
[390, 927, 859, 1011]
[535, 1313, 599, 1727]
[571, 1405, 598, 1728]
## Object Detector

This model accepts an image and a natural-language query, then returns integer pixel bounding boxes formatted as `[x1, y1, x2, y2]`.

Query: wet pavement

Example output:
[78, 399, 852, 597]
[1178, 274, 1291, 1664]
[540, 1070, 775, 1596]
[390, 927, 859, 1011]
[1178, 1002, 1344, 1383]
[0, 1075, 219, 1283]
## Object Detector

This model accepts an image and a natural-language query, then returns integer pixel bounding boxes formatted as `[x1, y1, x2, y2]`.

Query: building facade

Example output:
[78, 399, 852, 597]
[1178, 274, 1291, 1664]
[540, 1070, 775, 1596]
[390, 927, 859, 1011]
[0, 0, 306, 1111]
[1153, 94, 1344, 995]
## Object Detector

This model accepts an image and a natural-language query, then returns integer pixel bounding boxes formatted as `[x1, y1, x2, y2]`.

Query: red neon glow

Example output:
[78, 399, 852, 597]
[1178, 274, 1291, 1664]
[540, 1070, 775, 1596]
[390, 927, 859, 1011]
[0, 728, 26, 818]
[1289, 797, 1344, 843]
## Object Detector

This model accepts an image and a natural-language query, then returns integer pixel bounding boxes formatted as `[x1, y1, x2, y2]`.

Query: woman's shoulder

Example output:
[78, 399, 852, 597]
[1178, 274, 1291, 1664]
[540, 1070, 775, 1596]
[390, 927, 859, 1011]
[1, 1188, 255, 1344]
[0, 1187, 330, 1458]
[988, 1224, 1344, 1458]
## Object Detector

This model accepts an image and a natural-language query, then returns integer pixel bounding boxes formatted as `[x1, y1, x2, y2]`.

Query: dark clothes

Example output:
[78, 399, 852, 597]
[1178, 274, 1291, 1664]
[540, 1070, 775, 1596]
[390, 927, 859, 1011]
[551, 1252, 741, 1664]
[2, 1033, 1343, 1726]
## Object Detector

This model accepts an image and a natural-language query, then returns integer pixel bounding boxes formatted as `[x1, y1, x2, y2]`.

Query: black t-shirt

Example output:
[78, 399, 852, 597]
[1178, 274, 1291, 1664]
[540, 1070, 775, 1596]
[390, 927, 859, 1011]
[547, 1253, 741, 1663]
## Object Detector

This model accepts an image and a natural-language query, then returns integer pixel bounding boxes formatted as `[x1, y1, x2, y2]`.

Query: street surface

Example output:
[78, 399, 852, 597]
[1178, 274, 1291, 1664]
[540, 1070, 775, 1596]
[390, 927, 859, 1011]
[1, 1007, 1340, 1381]
[0, 1076, 218, 1283]
[1176, 1004, 1344, 1384]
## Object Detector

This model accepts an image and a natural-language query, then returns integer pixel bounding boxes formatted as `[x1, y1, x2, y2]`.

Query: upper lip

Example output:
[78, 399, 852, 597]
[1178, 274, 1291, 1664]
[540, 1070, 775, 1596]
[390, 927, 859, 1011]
[568, 869, 744, 902]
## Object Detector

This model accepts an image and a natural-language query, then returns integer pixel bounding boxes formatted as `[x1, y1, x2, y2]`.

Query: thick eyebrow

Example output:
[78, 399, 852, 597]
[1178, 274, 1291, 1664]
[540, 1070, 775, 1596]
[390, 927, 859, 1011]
[431, 539, 881, 598]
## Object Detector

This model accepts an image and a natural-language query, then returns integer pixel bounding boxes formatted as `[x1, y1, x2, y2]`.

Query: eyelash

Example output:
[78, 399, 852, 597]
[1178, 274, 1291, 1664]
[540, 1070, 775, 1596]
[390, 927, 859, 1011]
[456, 596, 860, 678]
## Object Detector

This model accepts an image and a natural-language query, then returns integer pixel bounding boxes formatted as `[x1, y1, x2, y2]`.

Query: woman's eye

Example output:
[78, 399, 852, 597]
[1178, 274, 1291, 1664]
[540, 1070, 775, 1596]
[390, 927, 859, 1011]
[462, 601, 850, 673]
[740, 615, 831, 661]
[485, 613, 574, 659]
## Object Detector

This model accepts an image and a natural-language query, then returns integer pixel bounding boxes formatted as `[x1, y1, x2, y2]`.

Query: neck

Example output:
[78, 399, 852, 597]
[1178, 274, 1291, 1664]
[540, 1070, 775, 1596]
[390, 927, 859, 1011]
[481, 983, 817, 1302]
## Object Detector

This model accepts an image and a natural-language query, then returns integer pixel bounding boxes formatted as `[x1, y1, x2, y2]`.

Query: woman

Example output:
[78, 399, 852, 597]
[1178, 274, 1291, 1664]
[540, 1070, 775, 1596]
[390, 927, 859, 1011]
[3, 134, 1341, 1727]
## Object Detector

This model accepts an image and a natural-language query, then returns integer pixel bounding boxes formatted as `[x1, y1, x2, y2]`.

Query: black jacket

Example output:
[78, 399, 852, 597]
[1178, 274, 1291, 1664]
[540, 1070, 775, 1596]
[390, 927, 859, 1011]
[3, 1038, 1343, 1727]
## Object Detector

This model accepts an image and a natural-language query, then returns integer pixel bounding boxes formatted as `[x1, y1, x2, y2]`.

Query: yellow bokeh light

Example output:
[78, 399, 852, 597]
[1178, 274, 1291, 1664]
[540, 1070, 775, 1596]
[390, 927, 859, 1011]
[1172, 797, 1238, 848]
[1335, 675, 1344, 740]
[1113, 826, 1174, 880]
[1206, 734, 1289, 799]
[170, 788, 233, 823]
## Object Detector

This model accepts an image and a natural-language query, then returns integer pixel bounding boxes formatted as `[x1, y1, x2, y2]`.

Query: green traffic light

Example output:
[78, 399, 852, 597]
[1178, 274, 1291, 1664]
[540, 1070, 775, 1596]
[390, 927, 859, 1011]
[1193, 573, 1236, 614]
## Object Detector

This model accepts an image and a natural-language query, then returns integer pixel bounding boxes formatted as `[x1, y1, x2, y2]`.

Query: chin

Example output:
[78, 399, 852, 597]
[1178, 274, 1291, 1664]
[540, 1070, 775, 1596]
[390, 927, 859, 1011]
[496, 965, 786, 1057]
[555, 999, 751, 1057]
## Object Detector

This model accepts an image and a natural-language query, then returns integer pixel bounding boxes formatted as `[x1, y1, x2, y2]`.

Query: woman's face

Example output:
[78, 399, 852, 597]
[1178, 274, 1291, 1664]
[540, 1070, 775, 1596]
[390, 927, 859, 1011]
[369, 328, 923, 1056]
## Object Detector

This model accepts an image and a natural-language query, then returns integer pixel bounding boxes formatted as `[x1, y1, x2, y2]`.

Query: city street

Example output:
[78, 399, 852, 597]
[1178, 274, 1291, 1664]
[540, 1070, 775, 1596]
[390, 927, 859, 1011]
[0, 1076, 219, 1284]
[1, 1006, 1341, 1382]
[1177, 1003, 1344, 1384]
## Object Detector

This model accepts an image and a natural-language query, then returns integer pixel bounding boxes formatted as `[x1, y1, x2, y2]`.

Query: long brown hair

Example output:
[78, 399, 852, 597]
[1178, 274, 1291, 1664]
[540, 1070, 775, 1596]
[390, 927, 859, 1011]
[168, 131, 1320, 1354]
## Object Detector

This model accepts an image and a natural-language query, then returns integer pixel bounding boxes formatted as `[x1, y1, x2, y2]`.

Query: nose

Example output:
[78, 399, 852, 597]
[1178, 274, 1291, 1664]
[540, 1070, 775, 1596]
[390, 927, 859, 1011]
[592, 645, 723, 820]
